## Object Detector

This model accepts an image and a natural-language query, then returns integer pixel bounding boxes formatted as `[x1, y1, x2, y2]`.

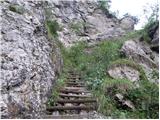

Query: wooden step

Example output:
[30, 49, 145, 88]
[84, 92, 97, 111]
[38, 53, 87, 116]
[67, 77, 81, 79]
[47, 106, 96, 111]
[56, 99, 97, 103]
[66, 84, 86, 87]
[44, 114, 89, 119]
[59, 93, 91, 98]
[67, 80, 79, 82]
[64, 87, 86, 91]
[68, 75, 81, 77]
[60, 89, 90, 94]
[66, 82, 84, 85]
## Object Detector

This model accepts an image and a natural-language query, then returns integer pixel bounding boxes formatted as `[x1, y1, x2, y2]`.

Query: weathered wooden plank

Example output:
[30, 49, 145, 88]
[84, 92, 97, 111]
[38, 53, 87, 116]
[56, 99, 97, 103]
[60, 89, 90, 94]
[47, 106, 96, 111]
[66, 82, 84, 85]
[44, 114, 89, 119]
[59, 93, 91, 98]
[66, 84, 86, 87]
[64, 87, 86, 91]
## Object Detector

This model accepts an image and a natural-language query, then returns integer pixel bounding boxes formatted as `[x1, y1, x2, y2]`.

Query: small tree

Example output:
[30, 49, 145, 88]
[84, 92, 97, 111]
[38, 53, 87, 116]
[98, 0, 111, 11]
[143, 1, 159, 23]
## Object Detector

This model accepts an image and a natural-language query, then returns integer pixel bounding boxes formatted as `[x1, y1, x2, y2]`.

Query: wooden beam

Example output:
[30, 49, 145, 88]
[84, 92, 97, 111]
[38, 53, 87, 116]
[64, 87, 86, 91]
[59, 93, 91, 98]
[66, 85, 86, 87]
[56, 99, 97, 103]
[66, 82, 84, 85]
[44, 114, 89, 119]
[60, 89, 90, 94]
[67, 77, 81, 79]
[47, 106, 96, 111]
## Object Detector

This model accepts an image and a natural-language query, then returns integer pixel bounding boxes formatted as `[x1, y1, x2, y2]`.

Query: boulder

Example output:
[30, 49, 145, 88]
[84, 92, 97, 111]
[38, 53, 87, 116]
[115, 93, 124, 101]
[122, 100, 135, 110]
[108, 65, 140, 83]
[114, 93, 135, 110]
[120, 16, 136, 31]
[121, 40, 159, 83]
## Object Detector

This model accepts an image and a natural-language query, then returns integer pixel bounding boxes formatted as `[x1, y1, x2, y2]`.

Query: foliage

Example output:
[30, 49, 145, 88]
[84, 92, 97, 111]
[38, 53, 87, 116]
[9, 5, 25, 14]
[141, 20, 158, 43]
[45, 20, 60, 38]
[104, 78, 134, 95]
[69, 21, 84, 35]
[141, 1, 159, 43]
[47, 73, 66, 107]
[127, 80, 159, 118]
[98, 0, 111, 11]
[150, 69, 159, 80]
[143, 1, 159, 22]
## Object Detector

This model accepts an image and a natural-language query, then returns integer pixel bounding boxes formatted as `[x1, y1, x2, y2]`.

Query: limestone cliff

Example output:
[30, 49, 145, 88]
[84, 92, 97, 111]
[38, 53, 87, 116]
[1, 0, 62, 118]
[45, 1, 136, 47]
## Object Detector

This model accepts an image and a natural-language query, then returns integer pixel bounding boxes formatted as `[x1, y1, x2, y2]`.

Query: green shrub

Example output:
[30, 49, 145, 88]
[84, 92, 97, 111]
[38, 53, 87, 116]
[45, 20, 60, 38]
[46, 74, 66, 107]
[127, 81, 159, 118]
[70, 21, 84, 34]
[98, 0, 110, 12]
[141, 21, 158, 43]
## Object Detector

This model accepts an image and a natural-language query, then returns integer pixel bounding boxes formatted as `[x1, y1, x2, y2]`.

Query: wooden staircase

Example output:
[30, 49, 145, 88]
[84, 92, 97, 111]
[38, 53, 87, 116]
[44, 71, 97, 119]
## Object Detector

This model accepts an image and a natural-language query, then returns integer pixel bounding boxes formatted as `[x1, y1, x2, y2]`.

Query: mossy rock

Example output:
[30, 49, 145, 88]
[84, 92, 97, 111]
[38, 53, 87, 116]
[9, 5, 25, 14]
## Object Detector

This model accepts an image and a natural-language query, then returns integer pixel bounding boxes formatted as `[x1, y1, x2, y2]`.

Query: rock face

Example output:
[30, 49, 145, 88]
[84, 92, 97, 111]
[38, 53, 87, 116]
[114, 93, 135, 110]
[121, 40, 159, 83]
[46, 1, 136, 47]
[108, 65, 140, 83]
[1, 0, 62, 118]
[121, 40, 158, 68]
[148, 22, 159, 52]
[120, 16, 136, 31]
